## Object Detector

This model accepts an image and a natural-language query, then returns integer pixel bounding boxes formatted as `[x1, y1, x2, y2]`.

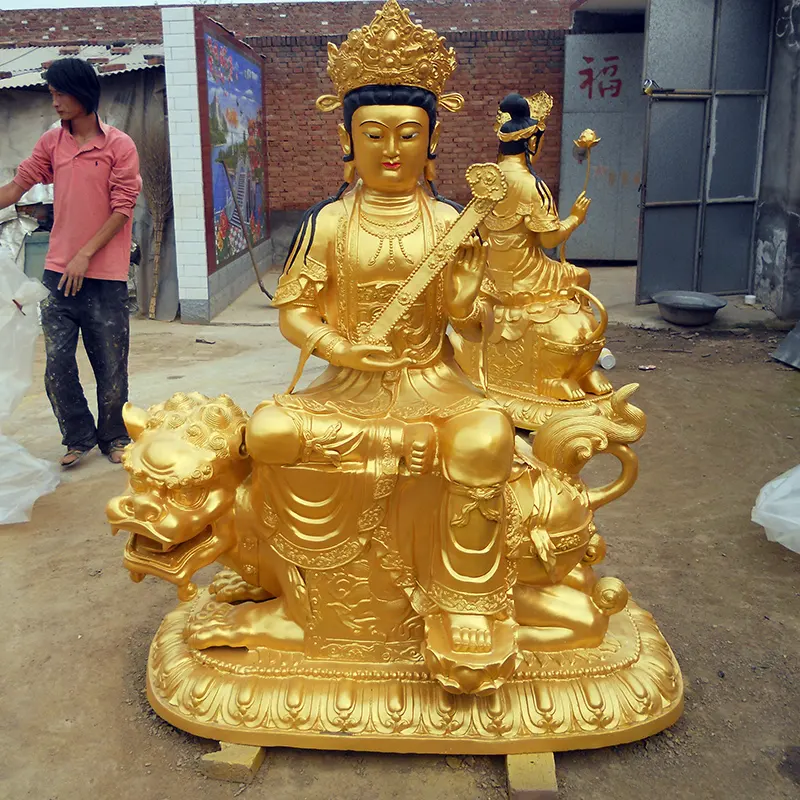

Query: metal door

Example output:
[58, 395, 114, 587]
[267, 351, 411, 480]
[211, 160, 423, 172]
[559, 33, 646, 262]
[636, 0, 773, 302]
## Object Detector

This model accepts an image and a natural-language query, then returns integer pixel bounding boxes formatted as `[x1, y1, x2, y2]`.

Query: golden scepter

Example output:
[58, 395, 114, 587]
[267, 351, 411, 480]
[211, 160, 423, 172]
[560, 128, 601, 265]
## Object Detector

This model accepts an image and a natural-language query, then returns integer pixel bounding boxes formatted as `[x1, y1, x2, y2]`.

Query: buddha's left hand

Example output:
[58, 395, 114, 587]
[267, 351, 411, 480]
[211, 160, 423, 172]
[446, 234, 488, 317]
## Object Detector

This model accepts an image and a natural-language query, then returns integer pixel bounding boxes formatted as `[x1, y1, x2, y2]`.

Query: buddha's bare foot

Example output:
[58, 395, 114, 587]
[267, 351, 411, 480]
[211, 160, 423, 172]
[423, 614, 520, 694]
[209, 569, 272, 603]
[580, 369, 613, 396]
[447, 613, 493, 653]
[185, 598, 304, 651]
[540, 378, 586, 401]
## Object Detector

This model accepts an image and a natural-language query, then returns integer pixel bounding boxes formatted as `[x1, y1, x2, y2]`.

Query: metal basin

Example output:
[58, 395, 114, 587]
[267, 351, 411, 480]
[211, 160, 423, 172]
[652, 290, 727, 326]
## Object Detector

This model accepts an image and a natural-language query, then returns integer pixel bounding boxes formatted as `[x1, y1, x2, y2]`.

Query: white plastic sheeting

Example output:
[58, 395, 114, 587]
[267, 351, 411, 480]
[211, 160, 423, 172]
[752, 465, 800, 555]
[0, 246, 59, 524]
[0, 211, 39, 267]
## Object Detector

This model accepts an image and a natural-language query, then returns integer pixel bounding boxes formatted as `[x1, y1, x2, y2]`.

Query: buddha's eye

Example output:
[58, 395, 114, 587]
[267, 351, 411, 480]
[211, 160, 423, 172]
[364, 131, 382, 140]
[171, 487, 208, 509]
[401, 132, 419, 140]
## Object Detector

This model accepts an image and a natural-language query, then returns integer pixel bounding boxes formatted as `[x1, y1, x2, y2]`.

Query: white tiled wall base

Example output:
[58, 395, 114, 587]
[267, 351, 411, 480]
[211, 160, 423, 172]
[209, 240, 274, 320]
[162, 6, 272, 323]
[180, 241, 273, 324]
[162, 6, 208, 315]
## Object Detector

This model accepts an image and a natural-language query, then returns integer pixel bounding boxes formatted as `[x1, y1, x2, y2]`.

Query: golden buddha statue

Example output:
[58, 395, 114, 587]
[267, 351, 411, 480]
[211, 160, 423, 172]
[107, 1, 682, 754]
[452, 93, 617, 431]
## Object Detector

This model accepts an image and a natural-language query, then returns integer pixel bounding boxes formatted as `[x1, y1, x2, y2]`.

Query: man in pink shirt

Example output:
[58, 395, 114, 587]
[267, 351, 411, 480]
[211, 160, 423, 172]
[0, 58, 142, 468]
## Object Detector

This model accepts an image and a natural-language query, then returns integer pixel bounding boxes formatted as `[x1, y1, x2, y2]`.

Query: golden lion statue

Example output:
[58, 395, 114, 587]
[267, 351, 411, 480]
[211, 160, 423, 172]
[109, 388, 658, 683]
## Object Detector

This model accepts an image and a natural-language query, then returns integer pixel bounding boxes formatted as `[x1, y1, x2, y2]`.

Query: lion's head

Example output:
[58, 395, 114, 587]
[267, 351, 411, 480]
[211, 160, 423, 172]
[106, 392, 250, 598]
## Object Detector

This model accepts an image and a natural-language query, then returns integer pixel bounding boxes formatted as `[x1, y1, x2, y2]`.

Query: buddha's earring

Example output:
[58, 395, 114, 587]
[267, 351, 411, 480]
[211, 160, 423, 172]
[340, 126, 355, 183]
[424, 159, 436, 182]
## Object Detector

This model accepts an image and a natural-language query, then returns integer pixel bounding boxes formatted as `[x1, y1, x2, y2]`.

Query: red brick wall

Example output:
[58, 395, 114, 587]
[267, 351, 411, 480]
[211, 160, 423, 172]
[254, 29, 565, 211]
[0, 1, 572, 44]
[0, 1, 569, 212]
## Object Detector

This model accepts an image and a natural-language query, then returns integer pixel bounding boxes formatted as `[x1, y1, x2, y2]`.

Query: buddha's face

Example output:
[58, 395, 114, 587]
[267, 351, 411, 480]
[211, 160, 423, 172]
[343, 105, 440, 194]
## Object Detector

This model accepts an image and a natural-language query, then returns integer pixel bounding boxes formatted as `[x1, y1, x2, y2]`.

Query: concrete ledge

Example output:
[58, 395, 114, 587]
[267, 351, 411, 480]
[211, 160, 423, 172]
[589, 267, 797, 332]
[606, 299, 796, 332]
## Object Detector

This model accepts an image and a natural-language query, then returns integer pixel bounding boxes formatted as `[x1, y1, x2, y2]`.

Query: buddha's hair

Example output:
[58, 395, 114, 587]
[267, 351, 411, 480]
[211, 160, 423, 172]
[282, 84, 462, 274]
[497, 93, 550, 214]
[342, 85, 439, 155]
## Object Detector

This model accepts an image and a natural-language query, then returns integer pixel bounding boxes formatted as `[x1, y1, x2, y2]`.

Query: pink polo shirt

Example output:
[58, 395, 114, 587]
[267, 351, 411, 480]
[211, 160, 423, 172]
[13, 120, 142, 282]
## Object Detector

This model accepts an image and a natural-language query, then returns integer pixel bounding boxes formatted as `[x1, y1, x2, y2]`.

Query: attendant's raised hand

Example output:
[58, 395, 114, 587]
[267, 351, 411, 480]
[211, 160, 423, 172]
[570, 191, 592, 224]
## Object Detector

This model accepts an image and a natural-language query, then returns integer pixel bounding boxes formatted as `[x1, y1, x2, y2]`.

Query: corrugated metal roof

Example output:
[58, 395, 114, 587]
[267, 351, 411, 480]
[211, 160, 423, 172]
[0, 43, 164, 90]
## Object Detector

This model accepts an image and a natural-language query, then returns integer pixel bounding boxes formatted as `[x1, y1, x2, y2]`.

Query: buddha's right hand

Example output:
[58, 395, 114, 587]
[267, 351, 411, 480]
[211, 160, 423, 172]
[330, 342, 412, 372]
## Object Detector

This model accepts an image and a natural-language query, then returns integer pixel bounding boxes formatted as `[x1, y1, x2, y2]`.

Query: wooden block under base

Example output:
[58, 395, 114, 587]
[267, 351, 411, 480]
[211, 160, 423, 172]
[506, 752, 558, 800]
[199, 742, 266, 784]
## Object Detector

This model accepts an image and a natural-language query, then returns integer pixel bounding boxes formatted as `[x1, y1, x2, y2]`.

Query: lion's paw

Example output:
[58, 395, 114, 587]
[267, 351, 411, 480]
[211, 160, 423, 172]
[184, 600, 250, 650]
[209, 569, 271, 603]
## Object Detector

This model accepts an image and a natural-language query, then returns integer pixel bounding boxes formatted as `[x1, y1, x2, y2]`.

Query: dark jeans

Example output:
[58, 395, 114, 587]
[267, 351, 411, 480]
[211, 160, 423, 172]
[40, 269, 130, 454]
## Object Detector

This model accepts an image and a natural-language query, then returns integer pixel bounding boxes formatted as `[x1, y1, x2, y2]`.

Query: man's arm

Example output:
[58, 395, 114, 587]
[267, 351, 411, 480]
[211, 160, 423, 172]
[8, 132, 56, 209]
[0, 181, 25, 211]
[59, 212, 128, 296]
[109, 135, 143, 217]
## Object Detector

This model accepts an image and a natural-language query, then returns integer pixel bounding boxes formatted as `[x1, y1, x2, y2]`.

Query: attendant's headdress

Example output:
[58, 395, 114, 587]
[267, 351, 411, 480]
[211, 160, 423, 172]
[494, 91, 554, 142]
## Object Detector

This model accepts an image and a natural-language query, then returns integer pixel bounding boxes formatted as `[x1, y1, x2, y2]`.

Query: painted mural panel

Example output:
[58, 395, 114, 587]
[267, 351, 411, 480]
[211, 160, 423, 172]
[204, 32, 266, 272]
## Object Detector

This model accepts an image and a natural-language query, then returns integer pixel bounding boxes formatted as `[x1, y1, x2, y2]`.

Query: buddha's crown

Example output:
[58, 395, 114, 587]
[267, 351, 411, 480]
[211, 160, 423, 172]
[316, 0, 464, 113]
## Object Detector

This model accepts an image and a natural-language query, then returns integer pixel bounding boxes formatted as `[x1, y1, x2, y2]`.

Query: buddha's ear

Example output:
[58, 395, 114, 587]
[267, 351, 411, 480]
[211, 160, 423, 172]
[337, 123, 351, 156]
[429, 120, 441, 156]
[122, 403, 148, 441]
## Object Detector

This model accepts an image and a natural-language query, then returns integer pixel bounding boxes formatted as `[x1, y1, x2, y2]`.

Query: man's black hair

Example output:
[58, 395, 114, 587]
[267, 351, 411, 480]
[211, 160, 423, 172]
[44, 58, 101, 116]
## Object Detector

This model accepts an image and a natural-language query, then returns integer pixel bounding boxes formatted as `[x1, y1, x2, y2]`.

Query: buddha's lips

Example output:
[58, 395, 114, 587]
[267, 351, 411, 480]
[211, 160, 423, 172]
[382, 161, 401, 170]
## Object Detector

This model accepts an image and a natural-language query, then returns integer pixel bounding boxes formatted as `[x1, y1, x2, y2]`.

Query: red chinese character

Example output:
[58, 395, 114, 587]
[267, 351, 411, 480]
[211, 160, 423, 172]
[598, 55, 622, 98]
[578, 55, 623, 99]
[578, 55, 596, 99]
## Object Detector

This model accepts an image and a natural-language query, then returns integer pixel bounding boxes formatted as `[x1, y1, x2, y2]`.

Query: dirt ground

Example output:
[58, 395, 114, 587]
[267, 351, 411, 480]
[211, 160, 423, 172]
[1, 323, 799, 800]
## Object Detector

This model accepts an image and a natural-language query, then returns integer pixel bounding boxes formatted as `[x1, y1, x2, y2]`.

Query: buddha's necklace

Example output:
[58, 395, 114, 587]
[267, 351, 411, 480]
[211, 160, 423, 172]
[359, 208, 422, 270]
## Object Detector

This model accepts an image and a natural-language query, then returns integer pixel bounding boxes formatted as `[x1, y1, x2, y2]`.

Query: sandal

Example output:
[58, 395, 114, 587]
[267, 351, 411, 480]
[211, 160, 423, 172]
[61, 447, 91, 469]
[106, 442, 128, 464]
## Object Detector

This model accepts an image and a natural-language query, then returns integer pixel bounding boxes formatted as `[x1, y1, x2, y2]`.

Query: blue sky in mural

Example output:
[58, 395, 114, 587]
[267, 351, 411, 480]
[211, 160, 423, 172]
[206, 35, 261, 139]
[205, 33, 266, 267]
[206, 33, 261, 209]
